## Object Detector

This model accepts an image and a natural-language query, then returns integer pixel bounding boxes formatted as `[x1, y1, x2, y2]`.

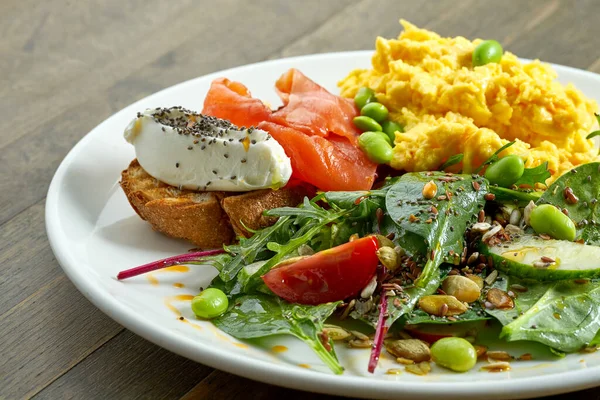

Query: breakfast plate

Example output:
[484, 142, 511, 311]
[46, 51, 600, 399]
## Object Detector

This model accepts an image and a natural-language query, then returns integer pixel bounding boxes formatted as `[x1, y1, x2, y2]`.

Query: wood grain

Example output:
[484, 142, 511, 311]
[1, 0, 600, 399]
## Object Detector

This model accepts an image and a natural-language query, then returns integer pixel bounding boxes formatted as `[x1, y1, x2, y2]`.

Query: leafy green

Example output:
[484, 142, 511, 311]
[490, 186, 542, 205]
[405, 303, 490, 325]
[386, 172, 488, 284]
[353, 173, 488, 331]
[484, 275, 551, 326]
[474, 141, 516, 174]
[219, 216, 294, 283]
[537, 162, 600, 245]
[501, 280, 600, 352]
[514, 162, 551, 187]
[214, 294, 343, 374]
[440, 153, 464, 171]
[484, 274, 600, 352]
[587, 131, 600, 140]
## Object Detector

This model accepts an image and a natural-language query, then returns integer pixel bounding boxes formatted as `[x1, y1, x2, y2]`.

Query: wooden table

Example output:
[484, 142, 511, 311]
[2, 0, 600, 398]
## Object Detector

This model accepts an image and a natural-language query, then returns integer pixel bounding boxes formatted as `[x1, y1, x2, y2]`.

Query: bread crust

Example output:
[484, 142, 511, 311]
[120, 159, 312, 248]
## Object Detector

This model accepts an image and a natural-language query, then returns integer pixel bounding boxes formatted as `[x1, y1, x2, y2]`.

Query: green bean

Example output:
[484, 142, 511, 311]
[353, 116, 382, 132]
[354, 87, 377, 109]
[529, 204, 577, 241]
[473, 40, 503, 67]
[191, 288, 229, 319]
[381, 120, 403, 143]
[359, 131, 393, 164]
[361, 102, 389, 123]
[484, 155, 525, 187]
[430, 337, 477, 372]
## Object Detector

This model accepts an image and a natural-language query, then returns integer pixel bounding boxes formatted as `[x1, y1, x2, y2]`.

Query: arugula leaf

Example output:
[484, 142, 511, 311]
[500, 280, 600, 352]
[587, 131, 600, 140]
[439, 153, 464, 171]
[514, 162, 551, 187]
[219, 216, 294, 283]
[490, 186, 542, 205]
[537, 162, 600, 245]
[474, 141, 516, 174]
[213, 294, 343, 374]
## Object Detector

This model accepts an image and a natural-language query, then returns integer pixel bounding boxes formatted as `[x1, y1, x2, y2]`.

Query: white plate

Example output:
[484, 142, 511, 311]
[46, 51, 600, 399]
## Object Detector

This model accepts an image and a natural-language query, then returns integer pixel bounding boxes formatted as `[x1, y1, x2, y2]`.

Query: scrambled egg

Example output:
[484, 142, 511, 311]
[339, 20, 599, 181]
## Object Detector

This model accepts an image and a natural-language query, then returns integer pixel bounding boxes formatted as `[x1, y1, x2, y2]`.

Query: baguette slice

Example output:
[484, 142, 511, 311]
[120, 159, 312, 248]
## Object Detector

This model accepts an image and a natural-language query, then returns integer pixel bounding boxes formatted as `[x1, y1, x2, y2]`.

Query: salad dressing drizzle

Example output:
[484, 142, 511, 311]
[146, 265, 190, 286]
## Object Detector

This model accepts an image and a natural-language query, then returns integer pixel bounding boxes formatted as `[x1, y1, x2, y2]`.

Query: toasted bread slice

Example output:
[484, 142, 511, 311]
[120, 159, 234, 248]
[221, 186, 313, 238]
[120, 159, 313, 248]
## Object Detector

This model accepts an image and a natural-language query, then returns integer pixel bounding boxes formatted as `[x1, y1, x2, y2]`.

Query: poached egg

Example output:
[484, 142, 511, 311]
[124, 107, 292, 191]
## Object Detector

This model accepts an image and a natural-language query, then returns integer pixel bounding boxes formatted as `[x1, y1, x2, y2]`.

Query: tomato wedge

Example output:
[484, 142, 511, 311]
[262, 237, 379, 305]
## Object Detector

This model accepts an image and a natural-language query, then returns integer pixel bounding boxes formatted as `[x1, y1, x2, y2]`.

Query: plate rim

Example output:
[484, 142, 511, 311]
[45, 50, 600, 400]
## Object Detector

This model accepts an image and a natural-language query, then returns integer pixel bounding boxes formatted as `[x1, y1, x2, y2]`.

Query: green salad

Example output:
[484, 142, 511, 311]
[118, 148, 600, 375]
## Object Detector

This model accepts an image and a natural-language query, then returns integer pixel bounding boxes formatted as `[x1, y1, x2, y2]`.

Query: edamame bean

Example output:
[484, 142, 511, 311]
[361, 102, 389, 123]
[354, 87, 377, 109]
[529, 204, 577, 241]
[191, 288, 229, 319]
[472, 40, 503, 67]
[353, 116, 382, 132]
[430, 337, 477, 372]
[372, 130, 392, 145]
[381, 120, 403, 143]
[484, 155, 525, 187]
[359, 131, 393, 164]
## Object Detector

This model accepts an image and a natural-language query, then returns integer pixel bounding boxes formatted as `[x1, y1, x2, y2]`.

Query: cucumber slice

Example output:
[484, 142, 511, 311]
[481, 235, 600, 280]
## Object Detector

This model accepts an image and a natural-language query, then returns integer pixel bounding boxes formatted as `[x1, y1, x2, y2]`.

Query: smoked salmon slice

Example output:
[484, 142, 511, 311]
[201, 71, 377, 191]
[202, 78, 272, 128]
[271, 69, 361, 145]
[258, 122, 376, 191]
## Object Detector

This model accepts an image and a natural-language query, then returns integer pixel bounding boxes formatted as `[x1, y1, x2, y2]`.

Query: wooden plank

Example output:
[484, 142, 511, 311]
[0, 276, 124, 399]
[33, 330, 213, 400]
[0, 202, 64, 314]
[181, 370, 339, 400]
[0, 0, 354, 149]
[0, 0, 354, 226]
[272, 0, 600, 73]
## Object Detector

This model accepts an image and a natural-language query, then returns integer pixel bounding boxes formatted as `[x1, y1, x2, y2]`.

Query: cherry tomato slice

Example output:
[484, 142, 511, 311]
[262, 236, 379, 305]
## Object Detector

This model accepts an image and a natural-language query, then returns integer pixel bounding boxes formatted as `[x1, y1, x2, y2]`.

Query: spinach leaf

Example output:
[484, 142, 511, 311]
[213, 294, 343, 374]
[500, 280, 600, 352]
[386, 172, 488, 284]
[537, 162, 600, 245]
[474, 141, 516, 174]
[485, 274, 600, 352]
[484, 275, 551, 326]
[358, 172, 488, 336]
[356, 265, 451, 328]
[405, 302, 489, 325]
[440, 153, 464, 171]
[514, 162, 551, 187]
